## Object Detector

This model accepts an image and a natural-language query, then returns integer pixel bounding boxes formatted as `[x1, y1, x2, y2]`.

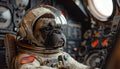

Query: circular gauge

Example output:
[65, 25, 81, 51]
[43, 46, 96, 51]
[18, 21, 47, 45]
[85, 52, 104, 67]
[15, 0, 29, 9]
[87, 0, 114, 21]
[0, 6, 12, 29]
[103, 26, 111, 37]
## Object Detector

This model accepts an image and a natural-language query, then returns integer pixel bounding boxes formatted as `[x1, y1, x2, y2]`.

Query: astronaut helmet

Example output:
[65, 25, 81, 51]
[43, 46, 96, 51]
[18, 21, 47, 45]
[17, 5, 67, 50]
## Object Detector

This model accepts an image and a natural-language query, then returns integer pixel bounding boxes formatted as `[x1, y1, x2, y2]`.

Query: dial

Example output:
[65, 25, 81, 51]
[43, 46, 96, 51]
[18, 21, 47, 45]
[85, 50, 107, 68]
[0, 6, 12, 29]
[103, 26, 111, 37]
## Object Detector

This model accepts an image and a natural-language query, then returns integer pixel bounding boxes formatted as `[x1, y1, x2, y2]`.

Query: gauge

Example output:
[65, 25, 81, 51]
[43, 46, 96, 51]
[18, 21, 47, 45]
[15, 0, 29, 9]
[85, 52, 105, 67]
[87, 0, 114, 21]
[103, 26, 111, 37]
[0, 6, 12, 29]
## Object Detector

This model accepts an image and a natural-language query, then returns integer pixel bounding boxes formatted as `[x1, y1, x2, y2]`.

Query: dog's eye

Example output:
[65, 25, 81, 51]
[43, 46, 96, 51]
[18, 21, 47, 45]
[45, 27, 52, 31]
[40, 26, 53, 32]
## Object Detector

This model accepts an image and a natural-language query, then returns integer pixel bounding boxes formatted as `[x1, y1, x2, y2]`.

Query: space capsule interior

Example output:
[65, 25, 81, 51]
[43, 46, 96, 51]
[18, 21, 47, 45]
[0, 0, 120, 69]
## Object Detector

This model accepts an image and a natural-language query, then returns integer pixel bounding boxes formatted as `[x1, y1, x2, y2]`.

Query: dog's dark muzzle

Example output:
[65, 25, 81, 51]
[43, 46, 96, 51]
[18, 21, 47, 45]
[44, 29, 66, 49]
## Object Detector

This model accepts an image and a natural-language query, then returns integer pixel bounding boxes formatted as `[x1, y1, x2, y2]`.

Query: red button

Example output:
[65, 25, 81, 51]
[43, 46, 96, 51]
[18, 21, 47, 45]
[92, 40, 99, 48]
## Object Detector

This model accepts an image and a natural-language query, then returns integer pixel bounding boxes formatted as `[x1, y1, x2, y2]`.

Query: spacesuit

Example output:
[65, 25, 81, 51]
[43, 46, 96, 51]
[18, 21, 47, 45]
[5, 5, 93, 69]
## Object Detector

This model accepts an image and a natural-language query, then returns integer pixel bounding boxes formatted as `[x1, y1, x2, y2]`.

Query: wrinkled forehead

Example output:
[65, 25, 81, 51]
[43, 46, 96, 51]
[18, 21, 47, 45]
[34, 13, 61, 27]
[37, 18, 57, 27]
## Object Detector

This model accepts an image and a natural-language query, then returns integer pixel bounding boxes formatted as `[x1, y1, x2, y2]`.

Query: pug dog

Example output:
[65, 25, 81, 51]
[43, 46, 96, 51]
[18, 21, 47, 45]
[5, 5, 98, 69]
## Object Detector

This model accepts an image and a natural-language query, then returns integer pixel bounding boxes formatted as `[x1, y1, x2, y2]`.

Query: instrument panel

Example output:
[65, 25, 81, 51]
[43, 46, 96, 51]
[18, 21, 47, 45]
[62, 23, 81, 60]
[55, 0, 120, 68]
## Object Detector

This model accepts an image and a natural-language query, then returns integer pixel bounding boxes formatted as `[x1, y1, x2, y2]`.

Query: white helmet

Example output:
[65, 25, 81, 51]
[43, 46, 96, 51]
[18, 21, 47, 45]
[17, 5, 67, 50]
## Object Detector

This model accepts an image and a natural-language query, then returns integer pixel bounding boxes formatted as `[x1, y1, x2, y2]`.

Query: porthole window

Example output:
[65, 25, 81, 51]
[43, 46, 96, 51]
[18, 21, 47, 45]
[87, 0, 113, 21]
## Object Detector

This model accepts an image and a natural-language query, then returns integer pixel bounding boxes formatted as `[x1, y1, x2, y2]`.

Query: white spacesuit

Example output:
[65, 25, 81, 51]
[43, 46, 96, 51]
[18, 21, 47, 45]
[5, 5, 94, 69]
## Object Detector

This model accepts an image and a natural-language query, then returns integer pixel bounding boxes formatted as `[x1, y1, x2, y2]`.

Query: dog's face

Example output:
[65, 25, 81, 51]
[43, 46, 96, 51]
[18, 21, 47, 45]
[33, 13, 66, 49]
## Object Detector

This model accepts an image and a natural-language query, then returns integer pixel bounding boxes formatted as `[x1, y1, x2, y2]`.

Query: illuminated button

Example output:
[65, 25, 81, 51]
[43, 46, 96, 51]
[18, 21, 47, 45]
[73, 48, 78, 51]
[92, 40, 99, 48]
[93, 33, 100, 37]
[102, 38, 108, 47]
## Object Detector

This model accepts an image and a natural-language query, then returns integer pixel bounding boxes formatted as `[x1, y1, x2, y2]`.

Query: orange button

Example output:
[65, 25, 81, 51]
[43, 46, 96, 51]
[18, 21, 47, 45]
[93, 33, 100, 37]
[102, 38, 108, 47]
[92, 40, 99, 48]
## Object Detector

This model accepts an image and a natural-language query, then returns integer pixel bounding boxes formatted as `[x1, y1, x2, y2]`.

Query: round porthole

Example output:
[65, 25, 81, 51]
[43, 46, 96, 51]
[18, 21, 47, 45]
[0, 6, 12, 29]
[87, 0, 114, 21]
